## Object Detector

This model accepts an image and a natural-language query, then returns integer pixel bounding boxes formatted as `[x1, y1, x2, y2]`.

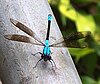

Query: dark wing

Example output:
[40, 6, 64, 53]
[4, 34, 42, 46]
[50, 40, 87, 48]
[65, 31, 91, 40]
[50, 31, 91, 48]
[49, 38, 66, 47]
[10, 18, 44, 46]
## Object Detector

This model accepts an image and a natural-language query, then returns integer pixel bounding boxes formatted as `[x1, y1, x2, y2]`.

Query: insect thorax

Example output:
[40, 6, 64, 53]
[43, 40, 50, 55]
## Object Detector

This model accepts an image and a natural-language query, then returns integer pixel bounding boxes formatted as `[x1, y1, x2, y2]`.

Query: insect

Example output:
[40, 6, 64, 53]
[4, 14, 91, 69]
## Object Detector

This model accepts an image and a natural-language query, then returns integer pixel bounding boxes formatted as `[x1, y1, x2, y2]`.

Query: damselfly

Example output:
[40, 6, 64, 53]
[4, 14, 91, 69]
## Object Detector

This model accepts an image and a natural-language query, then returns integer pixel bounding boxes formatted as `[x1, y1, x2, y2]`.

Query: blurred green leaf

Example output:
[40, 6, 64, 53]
[69, 48, 94, 62]
[97, 79, 100, 84]
[83, 53, 97, 77]
[59, 0, 77, 21]
[81, 76, 97, 84]
[59, 0, 96, 34]
[95, 45, 100, 56]
[61, 15, 67, 27]
[76, 13, 96, 34]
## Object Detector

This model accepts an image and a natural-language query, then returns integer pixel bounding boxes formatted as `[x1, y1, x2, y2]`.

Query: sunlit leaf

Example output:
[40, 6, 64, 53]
[69, 48, 94, 62]
[59, 0, 96, 34]
[69, 48, 94, 58]
[76, 13, 96, 34]
[59, 0, 77, 21]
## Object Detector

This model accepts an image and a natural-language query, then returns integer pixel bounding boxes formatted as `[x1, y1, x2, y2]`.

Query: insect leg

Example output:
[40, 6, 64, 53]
[51, 59, 56, 68]
[31, 52, 42, 56]
[49, 60, 54, 70]
[33, 58, 43, 69]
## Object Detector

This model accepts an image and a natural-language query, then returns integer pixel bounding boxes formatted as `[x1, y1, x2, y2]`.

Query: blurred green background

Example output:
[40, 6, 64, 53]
[48, 0, 100, 84]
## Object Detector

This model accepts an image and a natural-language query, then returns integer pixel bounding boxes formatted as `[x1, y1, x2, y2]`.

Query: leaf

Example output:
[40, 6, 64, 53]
[76, 13, 96, 34]
[69, 48, 94, 62]
[81, 76, 97, 84]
